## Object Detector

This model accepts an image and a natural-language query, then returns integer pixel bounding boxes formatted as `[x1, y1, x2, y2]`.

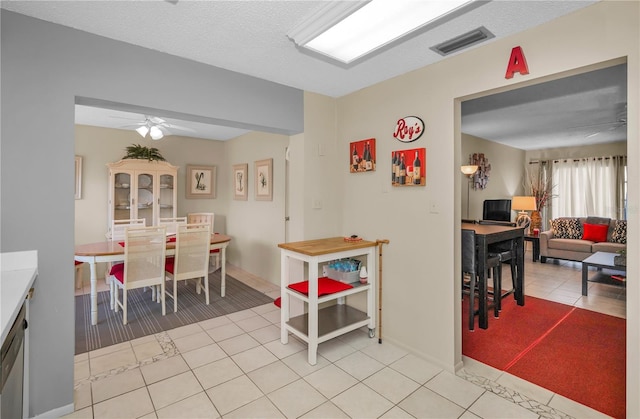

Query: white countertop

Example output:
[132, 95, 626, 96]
[1, 250, 38, 343]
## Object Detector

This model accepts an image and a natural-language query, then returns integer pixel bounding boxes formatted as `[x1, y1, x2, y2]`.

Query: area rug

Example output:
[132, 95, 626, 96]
[463, 295, 626, 418]
[75, 271, 274, 354]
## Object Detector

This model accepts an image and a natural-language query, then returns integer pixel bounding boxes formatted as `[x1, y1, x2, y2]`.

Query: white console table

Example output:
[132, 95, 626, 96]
[278, 237, 377, 365]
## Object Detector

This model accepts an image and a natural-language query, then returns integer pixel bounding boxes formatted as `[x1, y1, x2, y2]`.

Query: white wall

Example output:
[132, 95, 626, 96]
[301, 92, 343, 240]
[225, 131, 289, 283]
[461, 133, 526, 220]
[1, 11, 302, 416]
[333, 3, 639, 416]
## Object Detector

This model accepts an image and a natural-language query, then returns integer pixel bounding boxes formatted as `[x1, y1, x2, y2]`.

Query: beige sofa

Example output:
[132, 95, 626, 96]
[540, 216, 626, 263]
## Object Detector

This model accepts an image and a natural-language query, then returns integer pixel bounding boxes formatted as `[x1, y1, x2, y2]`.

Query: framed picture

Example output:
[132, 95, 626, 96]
[186, 165, 216, 199]
[75, 155, 83, 199]
[349, 138, 376, 173]
[391, 147, 426, 187]
[233, 163, 248, 201]
[254, 158, 273, 201]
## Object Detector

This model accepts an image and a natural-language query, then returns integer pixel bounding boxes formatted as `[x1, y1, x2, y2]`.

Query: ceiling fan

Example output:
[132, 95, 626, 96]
[584, 103, 627, 139]
[118, 115, 195, 140]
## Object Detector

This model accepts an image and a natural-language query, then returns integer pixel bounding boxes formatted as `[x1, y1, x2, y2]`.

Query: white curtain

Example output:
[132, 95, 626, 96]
[551, 156, 627, 219]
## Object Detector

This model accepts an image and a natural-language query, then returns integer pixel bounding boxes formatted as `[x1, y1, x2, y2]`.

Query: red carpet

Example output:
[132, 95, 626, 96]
[463, 296, 626, 418]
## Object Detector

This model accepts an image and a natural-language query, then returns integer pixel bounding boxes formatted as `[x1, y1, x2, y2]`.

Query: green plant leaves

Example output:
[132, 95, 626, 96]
[123, 144, 166, 161]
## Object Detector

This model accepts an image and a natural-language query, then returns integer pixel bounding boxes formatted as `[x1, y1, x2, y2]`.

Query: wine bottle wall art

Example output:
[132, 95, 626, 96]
[349, 138, 376, 173]
[391, 147, 425, 187]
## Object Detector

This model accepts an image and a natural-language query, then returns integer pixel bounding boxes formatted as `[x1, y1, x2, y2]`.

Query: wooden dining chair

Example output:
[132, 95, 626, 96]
[187, 212, 219, 272]
[109, 225, 167, 325]
[164, 223, 211, 312]
[110, 218, 146, 240]
[461, 228, 501, 330]
[105, 219, 147, 286]
[159, 216, 187, 235]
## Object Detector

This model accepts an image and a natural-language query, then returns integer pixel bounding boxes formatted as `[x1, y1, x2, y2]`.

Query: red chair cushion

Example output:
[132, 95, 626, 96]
[288, 277, 353, 296]
[210, 233, 220, 253]
[582, 223, 609, 242]
[109, 263, 125, 283]
[165, 257, 175, 274]
[75, 261, 83, 266]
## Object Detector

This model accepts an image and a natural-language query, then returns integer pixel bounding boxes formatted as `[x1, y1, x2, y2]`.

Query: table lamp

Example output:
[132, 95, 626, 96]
[512, 196, 537, 234]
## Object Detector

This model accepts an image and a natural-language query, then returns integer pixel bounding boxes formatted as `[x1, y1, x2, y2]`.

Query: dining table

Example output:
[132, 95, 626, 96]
[461, 222, 525, 329]
[75, 234, 231, 325]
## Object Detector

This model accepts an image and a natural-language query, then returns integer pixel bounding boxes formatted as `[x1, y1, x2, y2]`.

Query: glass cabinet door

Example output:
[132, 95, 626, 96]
[108, 160, 178, 234]
[113, 172, 133, 221]
[136, 172, 155, 227]
[158, 173, 175, 220]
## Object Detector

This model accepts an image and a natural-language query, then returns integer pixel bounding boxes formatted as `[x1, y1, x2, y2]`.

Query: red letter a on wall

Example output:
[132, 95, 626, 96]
[505, 46, 529, 79]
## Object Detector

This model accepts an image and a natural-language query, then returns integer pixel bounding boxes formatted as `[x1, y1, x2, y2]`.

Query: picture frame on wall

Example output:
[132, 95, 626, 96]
[254, 158, 273, 201]
[186, 165, 216, 199]
[391, 147, 426, 187]
[349, 138, 376, 173]
[233, 163, 248, 201]
[75, 155, 83, 200]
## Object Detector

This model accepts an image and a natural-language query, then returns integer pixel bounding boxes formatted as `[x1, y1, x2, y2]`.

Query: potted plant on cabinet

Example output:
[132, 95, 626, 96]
[122, 144, 166, 161]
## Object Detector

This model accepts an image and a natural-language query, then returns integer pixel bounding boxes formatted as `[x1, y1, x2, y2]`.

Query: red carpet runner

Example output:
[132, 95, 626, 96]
[462, 296, 626, 418]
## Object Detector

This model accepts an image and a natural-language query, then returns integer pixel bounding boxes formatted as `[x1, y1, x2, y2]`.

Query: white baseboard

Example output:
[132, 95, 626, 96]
[30, 403, 74, 419]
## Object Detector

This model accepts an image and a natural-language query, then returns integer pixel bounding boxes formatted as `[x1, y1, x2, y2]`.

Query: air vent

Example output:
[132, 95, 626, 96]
[431, 26, 494, 56]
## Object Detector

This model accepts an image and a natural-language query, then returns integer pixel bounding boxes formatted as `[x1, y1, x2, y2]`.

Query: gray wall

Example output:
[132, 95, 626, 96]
[1, 11, 302, 416]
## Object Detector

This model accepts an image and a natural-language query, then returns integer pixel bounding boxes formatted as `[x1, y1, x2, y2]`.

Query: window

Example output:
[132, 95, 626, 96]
[551, 156, 627, 219]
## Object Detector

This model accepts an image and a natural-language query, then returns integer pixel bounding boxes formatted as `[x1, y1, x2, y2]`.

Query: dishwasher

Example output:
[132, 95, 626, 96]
[1, 304, 27, 419]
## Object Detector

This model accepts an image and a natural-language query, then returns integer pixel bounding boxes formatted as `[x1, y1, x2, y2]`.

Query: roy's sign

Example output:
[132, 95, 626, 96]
[393, 116, 424, 143]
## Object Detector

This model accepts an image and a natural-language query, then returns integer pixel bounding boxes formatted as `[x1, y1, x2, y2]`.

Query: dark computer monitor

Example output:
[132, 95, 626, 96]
[483, 199, 511, 222]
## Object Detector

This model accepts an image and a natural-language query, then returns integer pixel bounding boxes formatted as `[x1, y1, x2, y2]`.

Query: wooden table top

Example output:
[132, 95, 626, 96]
[461, 222, 523, 234]
[75, 234, 231, 257]
[278, 237, 377, 256]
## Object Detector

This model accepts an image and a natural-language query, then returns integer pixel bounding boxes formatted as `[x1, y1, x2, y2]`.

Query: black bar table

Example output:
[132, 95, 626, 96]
[461, 222, 525, 329]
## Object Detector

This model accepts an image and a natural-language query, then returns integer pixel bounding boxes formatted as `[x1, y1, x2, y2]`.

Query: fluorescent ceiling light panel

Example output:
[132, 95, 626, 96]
[301, 0, 472, 64]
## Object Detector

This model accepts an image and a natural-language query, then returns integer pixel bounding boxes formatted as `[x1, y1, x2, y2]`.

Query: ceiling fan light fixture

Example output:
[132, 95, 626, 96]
[149, 125, 164, 140]
[136, 125, 150, 138]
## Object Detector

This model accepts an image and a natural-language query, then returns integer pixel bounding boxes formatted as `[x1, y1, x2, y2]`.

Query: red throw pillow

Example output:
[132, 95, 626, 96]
[582, 223, 609, 242]
[288, 277, 353, 296]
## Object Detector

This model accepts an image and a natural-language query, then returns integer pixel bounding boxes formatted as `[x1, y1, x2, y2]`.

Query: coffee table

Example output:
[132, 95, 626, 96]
[582, 251, 626, 296]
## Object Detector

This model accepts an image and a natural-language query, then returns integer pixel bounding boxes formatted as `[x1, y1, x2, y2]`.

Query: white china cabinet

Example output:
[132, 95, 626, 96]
[107, 159, 178, 236]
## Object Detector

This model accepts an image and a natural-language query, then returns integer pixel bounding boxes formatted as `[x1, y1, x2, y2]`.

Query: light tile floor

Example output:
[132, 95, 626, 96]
[68, 249, 624, 418]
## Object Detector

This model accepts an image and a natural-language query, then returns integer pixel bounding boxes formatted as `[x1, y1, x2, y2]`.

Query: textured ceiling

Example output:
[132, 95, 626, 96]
[4, 0, 624, 149]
